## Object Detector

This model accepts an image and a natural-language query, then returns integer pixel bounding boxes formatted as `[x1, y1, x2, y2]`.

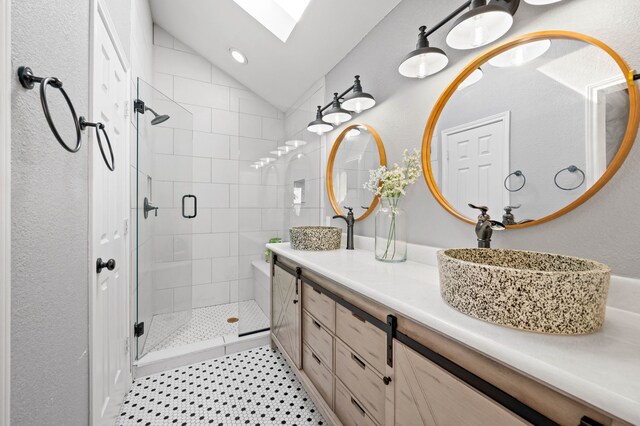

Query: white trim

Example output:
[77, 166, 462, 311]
[89, 1, 132, 424]
[440, 111, 511, 210]
[0, 0, 11, 423]
[585, 75, 626, 187]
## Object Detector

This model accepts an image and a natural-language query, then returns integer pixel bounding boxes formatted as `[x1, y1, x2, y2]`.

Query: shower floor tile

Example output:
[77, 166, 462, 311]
[118, 346, 325, 426]
[143, 300, 270, 355]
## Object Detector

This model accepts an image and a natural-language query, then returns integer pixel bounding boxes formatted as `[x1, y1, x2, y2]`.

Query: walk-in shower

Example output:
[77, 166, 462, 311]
[132, 78, 272, 369]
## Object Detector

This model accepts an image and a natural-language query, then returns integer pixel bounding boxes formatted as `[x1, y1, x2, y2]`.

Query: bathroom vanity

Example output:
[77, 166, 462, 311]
[268, 243, 640, 426]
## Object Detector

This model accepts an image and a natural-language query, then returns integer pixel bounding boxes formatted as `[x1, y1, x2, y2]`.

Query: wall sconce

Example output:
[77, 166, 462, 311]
[399, 0, 565, 79]
[307, 75, 376, 134]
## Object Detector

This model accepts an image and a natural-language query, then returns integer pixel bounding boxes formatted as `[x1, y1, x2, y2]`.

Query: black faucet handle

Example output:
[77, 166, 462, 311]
[504, 204, 521, 212]
[489, 220, 506, 230]
[343, 206, 354, 213]
[468, 203, 489, 214]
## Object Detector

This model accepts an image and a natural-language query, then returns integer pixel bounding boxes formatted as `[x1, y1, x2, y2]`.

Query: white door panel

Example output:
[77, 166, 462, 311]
[91, 3, 130, 425]
[442, 113, 510, 218]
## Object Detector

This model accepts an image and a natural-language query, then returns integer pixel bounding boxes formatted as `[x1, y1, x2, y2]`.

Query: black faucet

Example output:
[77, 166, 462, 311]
[469, 204, 505, 248]
[333, 206, 355, 250]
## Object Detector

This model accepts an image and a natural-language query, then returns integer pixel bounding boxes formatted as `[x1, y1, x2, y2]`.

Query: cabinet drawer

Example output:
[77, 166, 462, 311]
[335, 379, 378, 426]
[335, 304, 386, 373]
[302, 283, 335, 332]
[302, 344, 333, 408]
[335, 339, 385, 425]
[303, 311, 334, 369]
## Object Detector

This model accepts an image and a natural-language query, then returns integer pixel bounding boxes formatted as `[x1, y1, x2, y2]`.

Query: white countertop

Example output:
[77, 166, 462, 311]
[267, 242, 640, 424]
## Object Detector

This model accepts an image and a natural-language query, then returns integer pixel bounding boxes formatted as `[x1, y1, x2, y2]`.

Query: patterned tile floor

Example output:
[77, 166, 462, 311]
[118, 346, 325, 426]
[143, 301, 270, 356]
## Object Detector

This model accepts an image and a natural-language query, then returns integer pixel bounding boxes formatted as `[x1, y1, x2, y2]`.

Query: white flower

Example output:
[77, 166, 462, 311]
[363, 148, 421, 201]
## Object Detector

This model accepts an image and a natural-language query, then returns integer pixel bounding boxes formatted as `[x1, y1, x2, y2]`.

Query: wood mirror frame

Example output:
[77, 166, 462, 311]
[422, 31, 639, 229]
[327, 124, 387, 221]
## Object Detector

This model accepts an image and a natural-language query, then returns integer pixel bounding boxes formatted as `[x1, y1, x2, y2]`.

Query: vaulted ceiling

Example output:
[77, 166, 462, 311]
[150, 0, 402, 111]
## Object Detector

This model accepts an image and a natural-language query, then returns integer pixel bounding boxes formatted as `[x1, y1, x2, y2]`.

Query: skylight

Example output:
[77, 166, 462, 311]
[233, 0, 311, 42]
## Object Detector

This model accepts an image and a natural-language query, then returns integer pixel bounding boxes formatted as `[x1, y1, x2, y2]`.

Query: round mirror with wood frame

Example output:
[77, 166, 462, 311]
[327, 124, 387, 221]
[422, 31, 639, 228]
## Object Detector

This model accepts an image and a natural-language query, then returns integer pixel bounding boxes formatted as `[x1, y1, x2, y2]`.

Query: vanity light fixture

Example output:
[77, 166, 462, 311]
[446, 0, 518, 50]
[229, 48, 248, 64]
[277, 145, 293, 153]
[306, 76, 376, 134]
[399, 26, 449, 78]
[488, 39, 551, 67]
[341, 76, 376, 113]
[270, 150, 284, 157]
[400, 0, 527, 78]
[260, 157, 276, 164]
[307, 106, 334, 135]
[323, 93, 352, 126]
[457, 67, 484, 90]
[346, 128, 361, 138]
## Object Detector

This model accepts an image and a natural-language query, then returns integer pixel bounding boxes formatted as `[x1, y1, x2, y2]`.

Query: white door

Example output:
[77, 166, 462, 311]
[441, 112, 510, 218]
[90, 3, 130, 425]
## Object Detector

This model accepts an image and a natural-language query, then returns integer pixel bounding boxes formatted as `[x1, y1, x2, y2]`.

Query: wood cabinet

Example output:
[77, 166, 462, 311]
[393, 340, 527, 426]
[271, 255, 626, 426]
[271, 264, 301, 368]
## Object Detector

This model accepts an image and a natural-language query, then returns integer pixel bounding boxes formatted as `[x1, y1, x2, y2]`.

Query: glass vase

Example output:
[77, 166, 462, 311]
[375, 197, 407, 262]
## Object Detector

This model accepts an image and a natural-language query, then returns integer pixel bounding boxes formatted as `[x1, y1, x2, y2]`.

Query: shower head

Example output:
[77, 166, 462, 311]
[145, 106, 170, 125]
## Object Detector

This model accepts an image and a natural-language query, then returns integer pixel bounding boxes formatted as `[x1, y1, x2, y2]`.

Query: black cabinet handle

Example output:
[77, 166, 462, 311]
[350, 397, 366, 416]
[181, 194, 197, 219]
[96, 258, 116, 273]
[351, 353, 366, 369]
[311, 353, 321, 364]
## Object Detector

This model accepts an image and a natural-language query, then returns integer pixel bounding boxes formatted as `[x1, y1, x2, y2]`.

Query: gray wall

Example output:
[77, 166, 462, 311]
[10, 0, 136, 423]
[325, 0, 640, 278]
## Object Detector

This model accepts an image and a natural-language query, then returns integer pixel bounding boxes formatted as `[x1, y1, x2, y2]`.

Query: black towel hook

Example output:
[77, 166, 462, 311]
[17, 66, 82, 153]
[80, 117, 115, 171]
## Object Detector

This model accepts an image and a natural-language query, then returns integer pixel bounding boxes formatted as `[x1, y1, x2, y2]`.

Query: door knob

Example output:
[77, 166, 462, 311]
[96, 258, 116, 273]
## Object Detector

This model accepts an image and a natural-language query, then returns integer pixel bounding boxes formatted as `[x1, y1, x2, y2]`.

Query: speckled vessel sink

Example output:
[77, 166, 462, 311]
[289, 227, 342, 251]
[438, 249, 611, 335]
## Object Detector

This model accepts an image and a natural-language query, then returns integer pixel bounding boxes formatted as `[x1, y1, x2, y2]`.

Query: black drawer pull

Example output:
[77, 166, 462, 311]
[311, 352, 321, 365]
[351, 353, 366, 369]
[350, 397, 366, 416]
[352, 312, 366, 322]
[312, 319, 321, 329]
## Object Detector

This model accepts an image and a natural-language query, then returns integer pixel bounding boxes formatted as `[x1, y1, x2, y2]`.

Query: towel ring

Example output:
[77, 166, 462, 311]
[17, 66, 82, 153]
[554, 165, 585, 191]
[80, 117, 115, 171]
[503, 170, 526, 192]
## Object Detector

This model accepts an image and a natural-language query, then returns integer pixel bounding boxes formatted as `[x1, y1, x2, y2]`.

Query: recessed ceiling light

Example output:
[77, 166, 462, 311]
[229, 48, 248, 64]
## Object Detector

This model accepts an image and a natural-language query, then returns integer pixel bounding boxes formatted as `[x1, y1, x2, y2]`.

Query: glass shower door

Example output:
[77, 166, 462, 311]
[134, 78, 195, 359]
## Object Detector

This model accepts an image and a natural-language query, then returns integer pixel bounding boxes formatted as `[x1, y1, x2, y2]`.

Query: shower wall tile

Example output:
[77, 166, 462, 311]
[192, 259, 212, 285]
[154, 46, 211, 83]
[211, 109, 239, 136]
[192, 208, 212, 234]
[193, 157, 212, 182]
[211, 159, 239, 184]
[153, 72, 174, 98]
[211, 257, 239, 282]
[174, 77, 229, 110]
[153, 25, 285, 318]
[238, 113, 262, 139]
[179, 103, 212, 133]
[193, 132, 230, 159]
[210, 208, 238, 233]
[173, 287, 192, 312]
[152, 289, 174, 315]
[153, 235, 174, 263]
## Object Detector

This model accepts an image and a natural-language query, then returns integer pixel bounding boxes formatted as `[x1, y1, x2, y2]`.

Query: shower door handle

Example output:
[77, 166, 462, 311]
[181, 194, 197, 219]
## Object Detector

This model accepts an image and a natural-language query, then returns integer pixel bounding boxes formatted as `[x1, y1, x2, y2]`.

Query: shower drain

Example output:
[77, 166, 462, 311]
[227, 317, 239, 324]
